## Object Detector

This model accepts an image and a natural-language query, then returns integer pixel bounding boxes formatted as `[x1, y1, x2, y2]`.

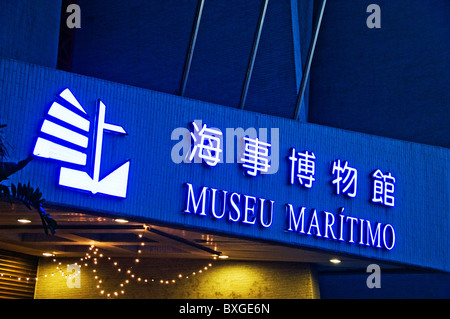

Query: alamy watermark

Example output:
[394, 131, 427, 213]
[366, 264, 381, 288]
[171, 120, 280, 174]
[366, 4, 381, 29]
[66, 263, 81, 288]
[66, 4, 81, 29]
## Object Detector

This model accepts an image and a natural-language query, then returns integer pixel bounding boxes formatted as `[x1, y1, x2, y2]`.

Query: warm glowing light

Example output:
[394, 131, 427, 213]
[42, 252, 54, 257]
[114, 218, 128, 223]
[17, 218, 32, 224]
[329, 258, 341, 264]
[218, 255, 229, 259]
[45, 228, 216, 299]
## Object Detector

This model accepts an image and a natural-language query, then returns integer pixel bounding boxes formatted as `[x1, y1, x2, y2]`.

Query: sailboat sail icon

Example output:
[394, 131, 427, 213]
[33, 89, 130, 198]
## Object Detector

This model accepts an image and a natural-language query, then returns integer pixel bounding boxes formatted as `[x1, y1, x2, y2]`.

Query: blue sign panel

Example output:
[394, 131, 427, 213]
[1, 58, 448, 271]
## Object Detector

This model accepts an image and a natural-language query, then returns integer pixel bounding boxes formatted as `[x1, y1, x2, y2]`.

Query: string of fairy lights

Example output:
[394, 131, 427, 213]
[43, 225, 218, 298]
[0, 273, 37, 282]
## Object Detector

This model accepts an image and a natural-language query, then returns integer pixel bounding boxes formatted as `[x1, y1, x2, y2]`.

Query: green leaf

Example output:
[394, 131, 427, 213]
[0, 185, 9, 196]
[11, 183, 16, 197]
[17, 182, 23, 200]
[5, 182, 57, 235]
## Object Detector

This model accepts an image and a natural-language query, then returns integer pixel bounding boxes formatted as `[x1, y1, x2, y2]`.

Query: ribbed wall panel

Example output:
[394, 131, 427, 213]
[0, 250, 38, 299]
[0, 58, 448, 272]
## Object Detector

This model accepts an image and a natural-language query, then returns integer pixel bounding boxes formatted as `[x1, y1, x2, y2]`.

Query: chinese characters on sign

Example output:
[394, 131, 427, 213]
[189, 122, 222, 167]
[289, 148, 316, 188]
[240, 137, 271, 176]
[187, 121, 396, 205]
[182, 120, 397, 251]
[371, 170, 395, 207]
[331, 159, 358, 198]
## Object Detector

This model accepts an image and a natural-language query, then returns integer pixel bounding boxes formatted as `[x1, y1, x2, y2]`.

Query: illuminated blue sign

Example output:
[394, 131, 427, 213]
[183, 182, 396, 251]
[240, 137, 271, 176]
[181, 120, 398, 251]
[188, 122, 222, 167]
[33, 88, 130, 198]
[288, 148, 316, 188]
[2, 59, 448, 271]
[371, 169, 396, 207]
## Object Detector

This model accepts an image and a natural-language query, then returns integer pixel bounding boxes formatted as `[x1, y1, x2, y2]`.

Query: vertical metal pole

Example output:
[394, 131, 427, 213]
[180, 0, 205, 96]
[239, 0, 269, 110]
[293, 0, 327, 120]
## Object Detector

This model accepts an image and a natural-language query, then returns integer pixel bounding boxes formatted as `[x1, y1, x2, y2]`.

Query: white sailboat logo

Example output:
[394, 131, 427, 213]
[33, 88, 130, 198]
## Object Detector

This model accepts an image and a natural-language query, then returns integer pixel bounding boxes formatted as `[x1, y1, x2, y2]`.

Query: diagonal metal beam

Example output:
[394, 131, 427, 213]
[180, 0, 205, 96]
[239, 0, 269, 110]
[293, 0, 327, 120]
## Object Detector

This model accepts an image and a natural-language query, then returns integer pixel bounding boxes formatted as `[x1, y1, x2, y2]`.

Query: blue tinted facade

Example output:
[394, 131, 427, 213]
[1, 57, 448, 272]
[0, 0, 448, 299]
[0, 0, 61, 68]
[309, 0, 450, 149]
[69, 0, 314, 120]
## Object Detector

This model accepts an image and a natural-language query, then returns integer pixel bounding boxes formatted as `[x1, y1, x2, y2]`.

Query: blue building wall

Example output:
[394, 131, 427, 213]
[70, 0, 197, 96]
[0, 58, 448, 272]
[183, 0, 261, 109]
[309, 0, 450, 149]
[0, 1, 448, 299]
[243, 0, 313, 119]
[0, 0, 61, 68]
[69, 0, 313, 118]
[1, 0, 446, 148]
[319, 271, 450, 299]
